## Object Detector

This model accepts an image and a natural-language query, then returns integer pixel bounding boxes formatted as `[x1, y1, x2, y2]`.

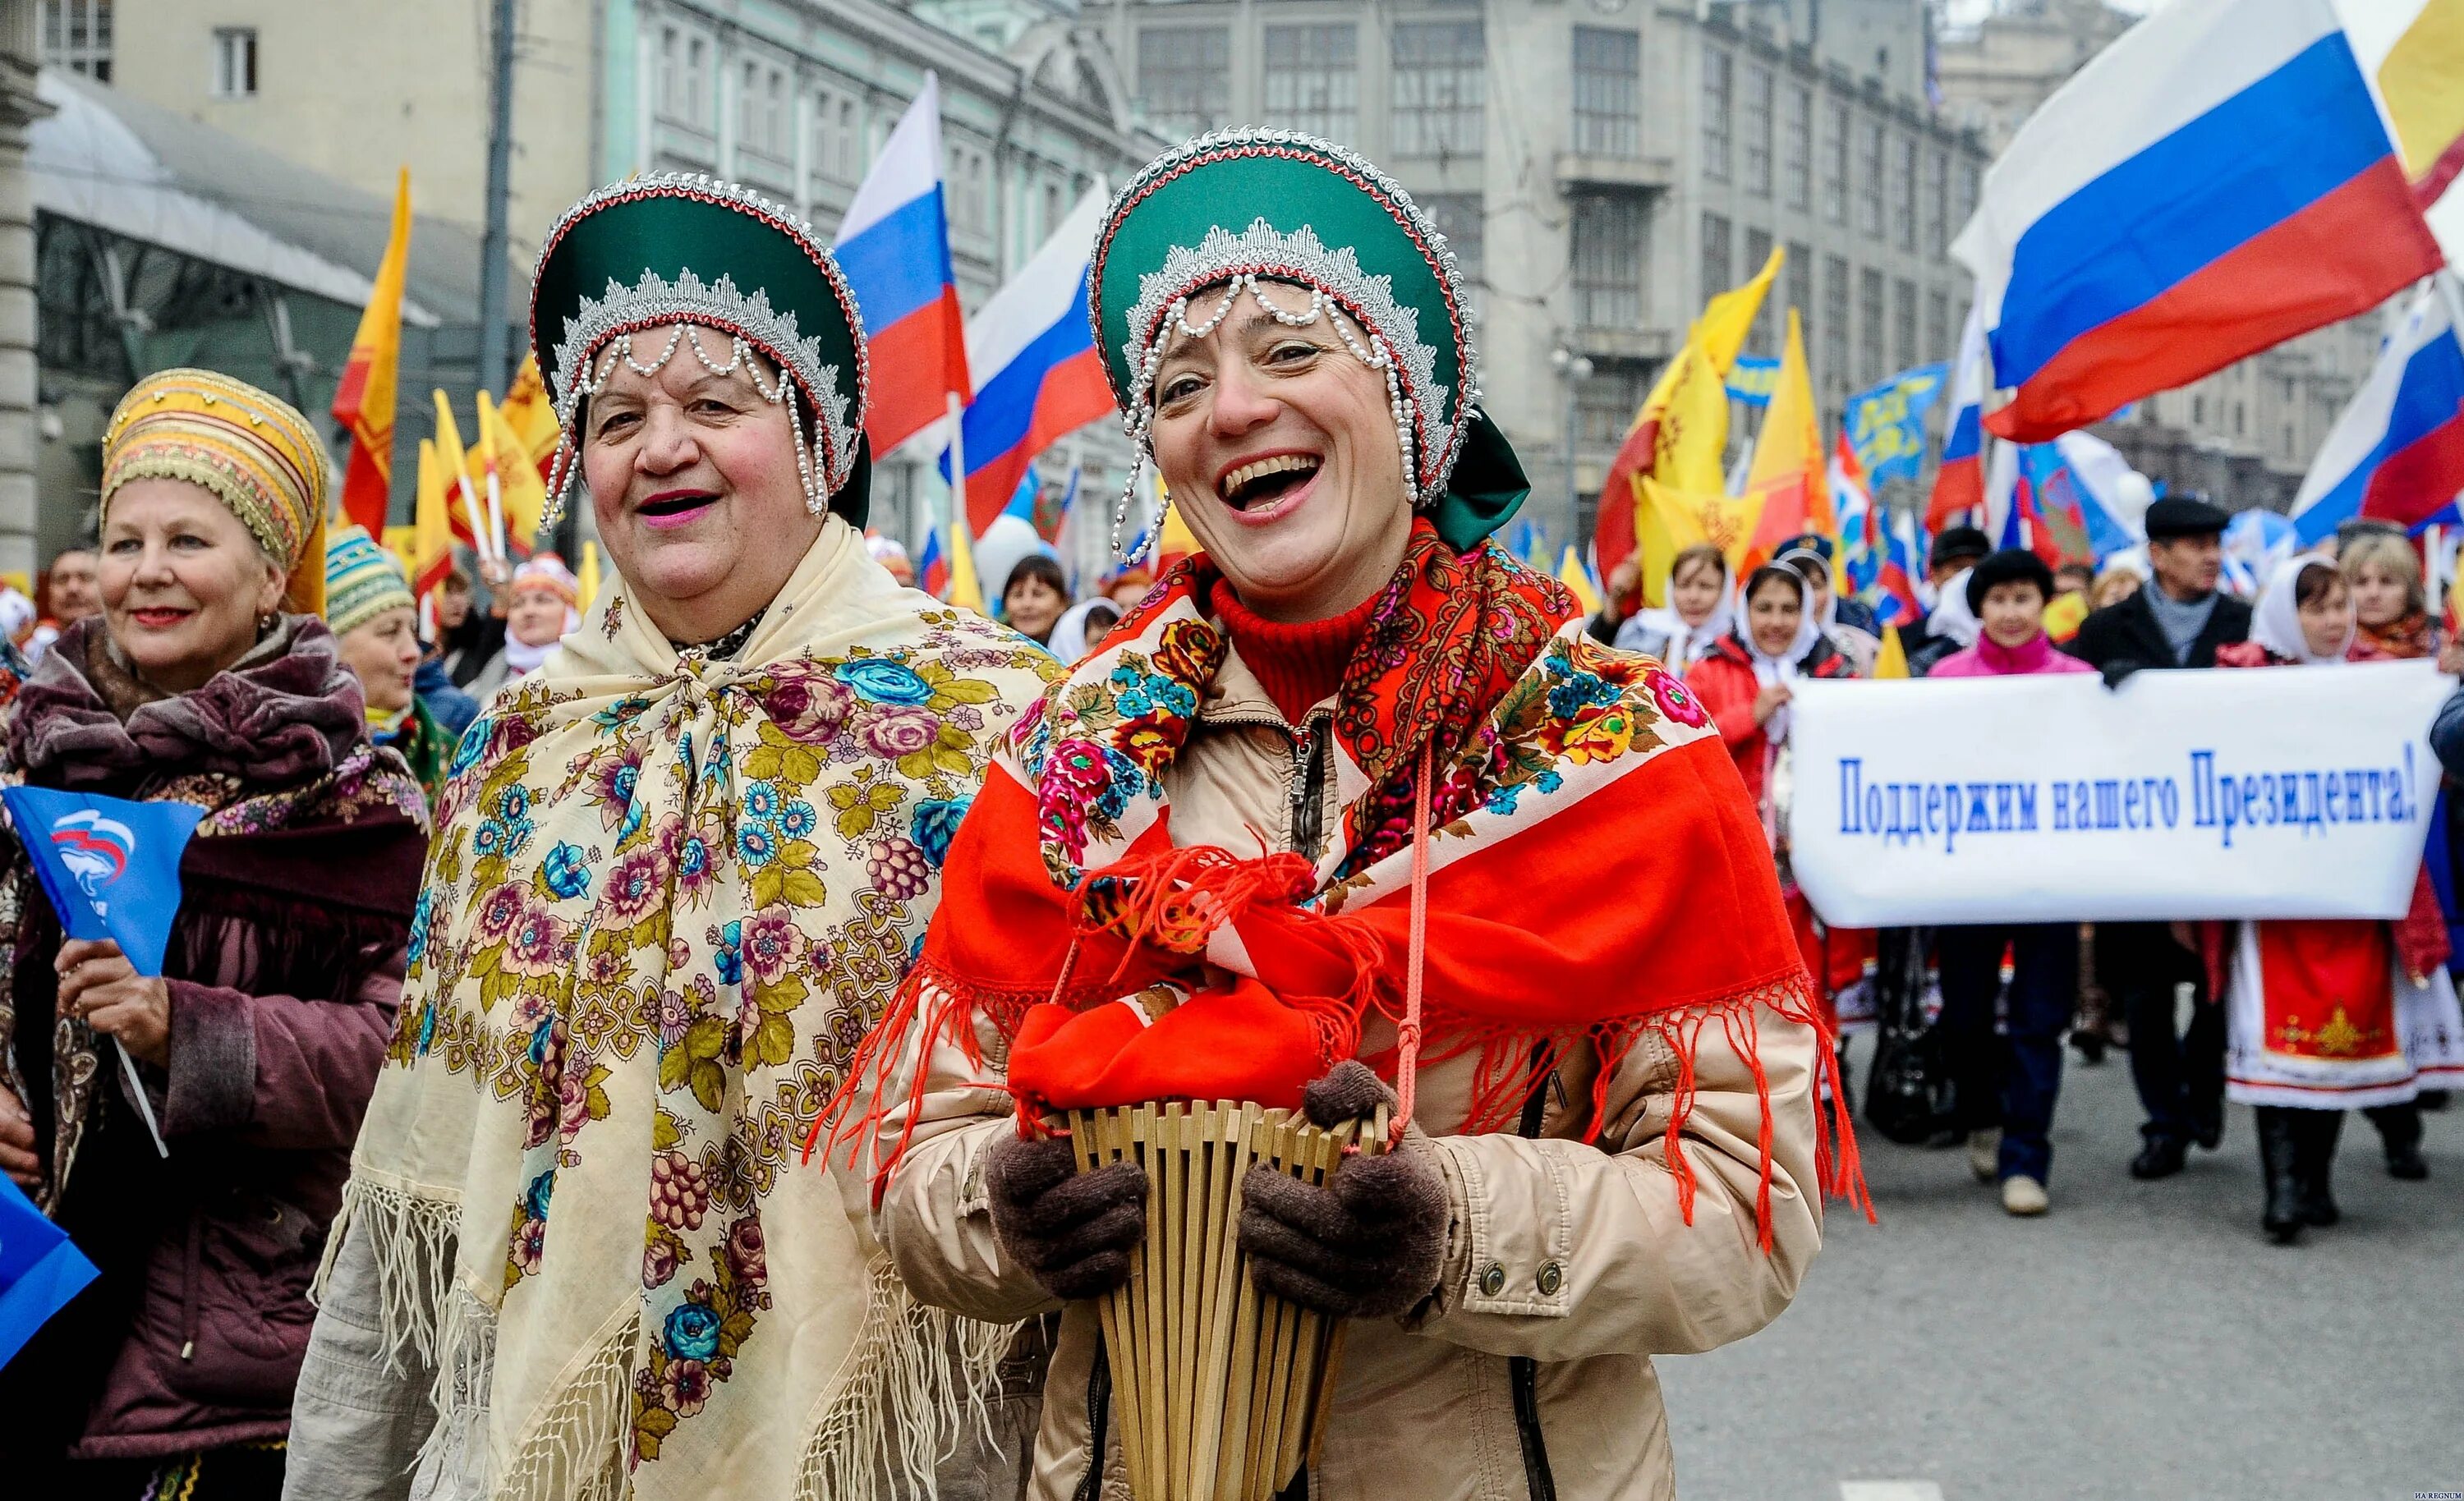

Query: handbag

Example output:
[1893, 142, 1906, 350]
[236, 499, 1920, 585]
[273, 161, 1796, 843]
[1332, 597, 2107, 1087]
[1862, 926, 1959, 1145]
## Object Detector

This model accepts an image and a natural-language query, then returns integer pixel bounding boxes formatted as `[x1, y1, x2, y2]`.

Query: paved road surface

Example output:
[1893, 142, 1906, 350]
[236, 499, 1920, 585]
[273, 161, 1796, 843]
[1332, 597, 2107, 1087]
[1657, 1033, 2463, 1501]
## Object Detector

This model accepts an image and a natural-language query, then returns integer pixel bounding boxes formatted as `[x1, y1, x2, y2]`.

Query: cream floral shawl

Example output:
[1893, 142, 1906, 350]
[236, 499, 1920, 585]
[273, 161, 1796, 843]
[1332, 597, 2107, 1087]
[332, 520, 1058, 1499]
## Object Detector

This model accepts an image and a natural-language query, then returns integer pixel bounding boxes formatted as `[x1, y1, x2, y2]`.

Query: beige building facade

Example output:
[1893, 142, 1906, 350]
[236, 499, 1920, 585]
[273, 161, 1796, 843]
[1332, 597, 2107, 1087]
[1086, 0, 1989, 545]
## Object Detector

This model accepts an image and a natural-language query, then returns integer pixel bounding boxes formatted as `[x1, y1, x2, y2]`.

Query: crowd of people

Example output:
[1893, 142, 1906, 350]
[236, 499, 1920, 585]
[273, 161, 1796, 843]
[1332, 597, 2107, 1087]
[1574, 493, 2464, 1236]
[0, 132, 2448, 1501]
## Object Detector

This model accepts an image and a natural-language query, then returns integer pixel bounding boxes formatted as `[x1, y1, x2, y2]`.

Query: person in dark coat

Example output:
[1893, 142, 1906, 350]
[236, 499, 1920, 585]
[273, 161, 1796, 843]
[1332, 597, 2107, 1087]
[1897, 524, 1992, 666]
[0, 370, 425, 1498]
[2064, 494, 2252, 1179]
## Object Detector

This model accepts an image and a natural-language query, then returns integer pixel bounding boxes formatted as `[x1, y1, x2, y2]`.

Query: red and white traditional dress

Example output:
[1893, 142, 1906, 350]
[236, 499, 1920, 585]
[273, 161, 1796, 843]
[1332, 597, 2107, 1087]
[2216, 558, 2438, 1109]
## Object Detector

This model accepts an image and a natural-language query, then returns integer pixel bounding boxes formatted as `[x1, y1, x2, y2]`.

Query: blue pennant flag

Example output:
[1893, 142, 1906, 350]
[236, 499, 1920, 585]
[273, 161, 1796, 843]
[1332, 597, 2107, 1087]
[2, 786, 204, 976]
[0, 1171, 99, 1370]
[1726, 355, 1781, 407]
[1843, 362, 1951, 485]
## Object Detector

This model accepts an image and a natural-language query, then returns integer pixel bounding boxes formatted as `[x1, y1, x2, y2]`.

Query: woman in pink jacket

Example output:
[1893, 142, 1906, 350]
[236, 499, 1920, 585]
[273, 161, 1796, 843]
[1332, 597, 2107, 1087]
[1928, 550, 2094, 1215]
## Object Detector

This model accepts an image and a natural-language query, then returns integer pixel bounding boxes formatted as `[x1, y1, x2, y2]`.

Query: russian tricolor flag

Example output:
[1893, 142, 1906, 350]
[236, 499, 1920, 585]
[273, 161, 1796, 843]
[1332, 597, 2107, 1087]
[1873, 508, 1927, 629]
[2291, 278, 2464, 546]
[833, 75, 972, 456]
[1928, 297, 1988, 527]
[946, 185, 1115, 538]
[1955, 0, 2445, 444]
[917, 526, 950, 599]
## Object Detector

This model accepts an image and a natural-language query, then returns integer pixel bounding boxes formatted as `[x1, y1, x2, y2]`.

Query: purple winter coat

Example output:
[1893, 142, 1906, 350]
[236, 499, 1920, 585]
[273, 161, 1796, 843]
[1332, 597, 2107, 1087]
[0, 617, 426, 1465]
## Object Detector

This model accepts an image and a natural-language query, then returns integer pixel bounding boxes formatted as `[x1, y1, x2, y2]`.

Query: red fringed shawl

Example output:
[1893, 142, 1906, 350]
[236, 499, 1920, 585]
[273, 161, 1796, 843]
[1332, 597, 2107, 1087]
[821, 525, 1863, 1244]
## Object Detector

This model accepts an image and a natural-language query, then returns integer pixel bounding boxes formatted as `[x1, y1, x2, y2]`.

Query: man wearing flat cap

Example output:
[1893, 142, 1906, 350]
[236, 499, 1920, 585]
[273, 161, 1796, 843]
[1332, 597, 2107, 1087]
[2067, 493, 2251, 1181]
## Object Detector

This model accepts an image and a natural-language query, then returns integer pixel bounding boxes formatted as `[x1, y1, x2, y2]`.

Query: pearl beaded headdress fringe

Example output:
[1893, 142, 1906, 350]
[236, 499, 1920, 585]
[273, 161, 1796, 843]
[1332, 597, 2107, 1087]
[1092, 130, 1483, 566]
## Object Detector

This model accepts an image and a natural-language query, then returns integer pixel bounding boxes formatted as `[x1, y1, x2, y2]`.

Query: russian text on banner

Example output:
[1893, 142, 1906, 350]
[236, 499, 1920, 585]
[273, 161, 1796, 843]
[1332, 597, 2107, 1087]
[1955, 0, 2444, 444]
[1784, 663, 2452, 925]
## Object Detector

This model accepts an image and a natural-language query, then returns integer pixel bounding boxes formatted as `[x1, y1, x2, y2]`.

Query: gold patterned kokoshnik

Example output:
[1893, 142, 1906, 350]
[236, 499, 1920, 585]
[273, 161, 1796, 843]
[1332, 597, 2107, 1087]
[102, 368, 331, 615]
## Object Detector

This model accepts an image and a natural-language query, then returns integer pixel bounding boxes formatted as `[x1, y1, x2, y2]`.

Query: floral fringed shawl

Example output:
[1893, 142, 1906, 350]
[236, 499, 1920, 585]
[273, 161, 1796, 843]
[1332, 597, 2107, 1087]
[829, 525, 1864, 1249]
[333, 522, 1060, 1501]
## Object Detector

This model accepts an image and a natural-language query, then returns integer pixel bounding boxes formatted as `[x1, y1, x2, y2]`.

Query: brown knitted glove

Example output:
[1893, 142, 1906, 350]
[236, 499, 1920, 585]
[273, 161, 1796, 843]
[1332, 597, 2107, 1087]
[1238, 1062, 1449, 1319]
[985, 1129, 1148, 1301]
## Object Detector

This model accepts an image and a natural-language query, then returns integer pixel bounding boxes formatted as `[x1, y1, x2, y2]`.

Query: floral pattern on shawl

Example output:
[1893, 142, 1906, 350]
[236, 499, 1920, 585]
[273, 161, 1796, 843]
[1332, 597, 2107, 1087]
[388, 594, 1056, 1469]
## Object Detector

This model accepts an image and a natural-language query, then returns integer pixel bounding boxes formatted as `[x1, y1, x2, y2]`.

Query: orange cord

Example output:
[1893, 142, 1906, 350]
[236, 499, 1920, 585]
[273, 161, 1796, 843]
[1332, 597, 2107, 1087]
[1393, 741, 1433, 1145]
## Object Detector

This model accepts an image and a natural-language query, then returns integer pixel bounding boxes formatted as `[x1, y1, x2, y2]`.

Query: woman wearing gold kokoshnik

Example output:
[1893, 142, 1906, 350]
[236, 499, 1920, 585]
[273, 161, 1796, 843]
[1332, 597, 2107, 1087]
[285, 174, 1059, 1500]
[831, 130, 1856, 1501]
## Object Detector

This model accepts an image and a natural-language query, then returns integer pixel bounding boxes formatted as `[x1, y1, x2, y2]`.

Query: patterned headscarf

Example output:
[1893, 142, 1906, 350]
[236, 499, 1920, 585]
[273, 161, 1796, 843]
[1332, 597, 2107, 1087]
[324, 525, 416, 637]
[102, 369, 330, 616]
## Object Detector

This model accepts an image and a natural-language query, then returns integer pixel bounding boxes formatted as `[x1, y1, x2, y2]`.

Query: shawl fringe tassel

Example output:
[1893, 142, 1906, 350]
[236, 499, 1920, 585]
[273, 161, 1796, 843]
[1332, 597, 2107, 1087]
[332, 1178, 1009, 1500]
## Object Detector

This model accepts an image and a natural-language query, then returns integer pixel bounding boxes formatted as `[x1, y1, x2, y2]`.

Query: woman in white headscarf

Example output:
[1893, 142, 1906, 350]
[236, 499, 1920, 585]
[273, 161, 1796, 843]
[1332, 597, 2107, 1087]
[2211, 552, 2446, 1242]
[1614, 540, 1734, 669]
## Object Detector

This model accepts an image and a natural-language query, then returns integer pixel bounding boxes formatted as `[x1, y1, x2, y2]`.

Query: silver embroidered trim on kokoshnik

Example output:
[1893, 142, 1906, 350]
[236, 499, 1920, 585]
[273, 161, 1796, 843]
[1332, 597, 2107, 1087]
[549, 268, 857, 502]
[1123, 220, 1448, 475]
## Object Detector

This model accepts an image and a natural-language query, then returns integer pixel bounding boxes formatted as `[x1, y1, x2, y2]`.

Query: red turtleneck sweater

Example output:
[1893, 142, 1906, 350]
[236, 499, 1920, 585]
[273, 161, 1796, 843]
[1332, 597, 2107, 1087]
[1210, 580, 1381, 724]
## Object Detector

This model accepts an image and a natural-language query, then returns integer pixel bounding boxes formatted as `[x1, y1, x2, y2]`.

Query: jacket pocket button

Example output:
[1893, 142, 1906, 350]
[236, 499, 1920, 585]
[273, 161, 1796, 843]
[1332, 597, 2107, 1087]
[1536, 1260, 1563, 1297]
[1478, 1262, 1506, 1297]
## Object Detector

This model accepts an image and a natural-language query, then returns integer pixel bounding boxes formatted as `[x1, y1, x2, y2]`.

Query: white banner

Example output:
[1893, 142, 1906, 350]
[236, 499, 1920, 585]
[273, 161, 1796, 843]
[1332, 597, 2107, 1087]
[1785, 663, 2453, 925]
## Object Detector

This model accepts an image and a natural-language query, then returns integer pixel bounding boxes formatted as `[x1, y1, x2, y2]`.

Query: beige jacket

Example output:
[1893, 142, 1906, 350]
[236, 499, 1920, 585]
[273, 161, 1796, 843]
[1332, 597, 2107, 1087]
[874, 642, 1825, 1501]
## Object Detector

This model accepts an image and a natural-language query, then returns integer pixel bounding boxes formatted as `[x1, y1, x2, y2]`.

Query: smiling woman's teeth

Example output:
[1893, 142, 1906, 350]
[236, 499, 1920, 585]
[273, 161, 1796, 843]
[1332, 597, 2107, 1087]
[1220, 453, 1323, 508]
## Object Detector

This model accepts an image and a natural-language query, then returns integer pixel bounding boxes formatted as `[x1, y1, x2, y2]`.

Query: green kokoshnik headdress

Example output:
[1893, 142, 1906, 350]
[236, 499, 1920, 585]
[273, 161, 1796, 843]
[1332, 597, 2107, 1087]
[1092, 128, 1529, 554]
[530, 172, 871, 528]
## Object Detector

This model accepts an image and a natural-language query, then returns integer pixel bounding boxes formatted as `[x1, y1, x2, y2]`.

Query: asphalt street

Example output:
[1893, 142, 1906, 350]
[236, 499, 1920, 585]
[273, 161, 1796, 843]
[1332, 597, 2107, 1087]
[1657, 1031, 2464, 1501]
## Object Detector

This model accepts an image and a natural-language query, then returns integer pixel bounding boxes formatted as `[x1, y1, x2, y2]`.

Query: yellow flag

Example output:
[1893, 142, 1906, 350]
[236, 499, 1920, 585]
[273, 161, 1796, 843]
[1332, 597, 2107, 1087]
[1556, 545, 1600, 616]
[1740, 309, 1830, 571]
[1638, 476, 1759, 606]
[498, 352, 563, 466]
[2043, 590, 2089, 643]
[432, 391, 490, 562]
[471, 391, 548, 555]
[945, 516, 986, 612]
[577, 540, 603, 613]
[411, 437, 453, 598]
[1872, 624, 1910, 680]
[333, 167, 411, 535]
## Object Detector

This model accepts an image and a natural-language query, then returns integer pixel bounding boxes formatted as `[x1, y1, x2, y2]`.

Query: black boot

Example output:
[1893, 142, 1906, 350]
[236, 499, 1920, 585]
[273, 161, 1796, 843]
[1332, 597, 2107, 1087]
[2255, 1108, 2304, 1244]
[2292, 1109, 2344, 1227]
[2366, 1101, 2429, 1180]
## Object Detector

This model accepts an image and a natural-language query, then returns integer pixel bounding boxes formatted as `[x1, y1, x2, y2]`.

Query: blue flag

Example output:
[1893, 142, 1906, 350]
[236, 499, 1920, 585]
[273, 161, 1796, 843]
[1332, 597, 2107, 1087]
[0, 1170, 98, 1370]
[1843, 363, 1951, 485]
[2, 787, 204, 977]
[1726, 355, 1781, 407]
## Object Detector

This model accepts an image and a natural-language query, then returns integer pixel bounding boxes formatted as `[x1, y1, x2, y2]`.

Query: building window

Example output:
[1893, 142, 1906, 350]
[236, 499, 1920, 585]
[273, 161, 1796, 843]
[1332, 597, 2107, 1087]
[44, 0, 113, 81]
[1859, 266, 1885, 383]
[1392, 22, 1486, 158]
[212, 27, 256, 99]
[1263, 25, 1358, 145]
[1701, 49, 1731, 182]
[1924, 149, 1949, 260]
[1571, 28, 1640, 159]
[1782, 84, 1811, 213]
[1571, 195, 1645, 330]
[1926, 290, 1948, 366]
[1857, 120, 1884, 239]
[1741, 63, 1772, 198]
[1700, 212, 1731, 305]
[1579, 366, 1648, 448]
[685, 35, 709, 126]
[1744, 227, 1774, 354]
[1894, 278, 1918, 370]
[1823, 255, 1851, 401]
[658, 26, 680, 116]
[1956, 161, 1981, 236]
[1821, 99, 1848, 225]
[1892, 135, 1918, 253]
[1138, 27, 1231, 139]
[1423, 192, 1484, 287]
